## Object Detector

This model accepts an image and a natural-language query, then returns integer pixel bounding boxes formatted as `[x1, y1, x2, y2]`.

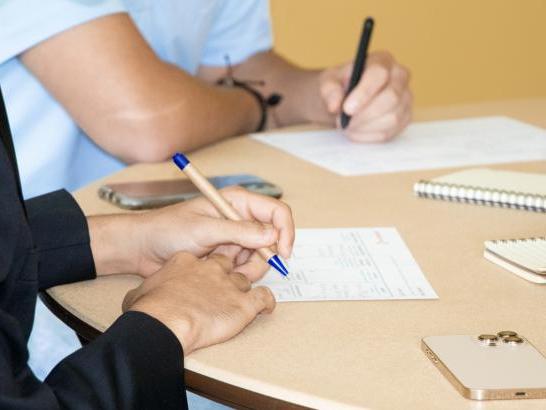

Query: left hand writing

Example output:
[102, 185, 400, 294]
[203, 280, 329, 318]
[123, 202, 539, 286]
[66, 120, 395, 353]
[319, 50, 412, 142]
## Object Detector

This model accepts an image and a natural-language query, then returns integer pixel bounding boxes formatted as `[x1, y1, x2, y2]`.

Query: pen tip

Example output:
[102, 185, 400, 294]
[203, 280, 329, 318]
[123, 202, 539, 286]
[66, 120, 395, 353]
[268, 255, 289, 276]
[340, 113, 350, 129]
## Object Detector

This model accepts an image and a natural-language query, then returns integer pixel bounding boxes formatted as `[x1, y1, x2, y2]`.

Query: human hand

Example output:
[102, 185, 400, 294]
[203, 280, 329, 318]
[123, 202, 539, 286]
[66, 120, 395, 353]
[319, 51, 412, 142]
[134, 186, 294, 281]
[123, 252, 276, 355]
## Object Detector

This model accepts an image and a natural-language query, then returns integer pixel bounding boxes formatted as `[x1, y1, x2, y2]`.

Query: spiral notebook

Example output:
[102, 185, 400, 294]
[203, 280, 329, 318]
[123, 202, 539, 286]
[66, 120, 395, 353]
[484, 238, 546, 284]
[414, 168, 546, 212]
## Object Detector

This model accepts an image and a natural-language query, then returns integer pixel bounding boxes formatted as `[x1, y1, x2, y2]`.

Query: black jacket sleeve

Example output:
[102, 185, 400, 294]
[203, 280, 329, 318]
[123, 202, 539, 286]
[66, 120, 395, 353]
[25, 190, 97, 290]
[0, 310, 188, 409]
[45, 311, 188, 409]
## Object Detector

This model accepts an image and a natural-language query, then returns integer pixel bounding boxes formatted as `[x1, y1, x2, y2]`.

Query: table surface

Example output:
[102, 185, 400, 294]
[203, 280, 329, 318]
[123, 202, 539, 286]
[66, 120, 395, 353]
[46, 98, 546, 410]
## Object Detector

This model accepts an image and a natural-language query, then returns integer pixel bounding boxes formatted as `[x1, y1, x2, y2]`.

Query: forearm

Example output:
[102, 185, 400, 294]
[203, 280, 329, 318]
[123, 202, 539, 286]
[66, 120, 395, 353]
[21, 13, 261, 164]
[199, 51, 334, 128]
[91, 64, 261, 162]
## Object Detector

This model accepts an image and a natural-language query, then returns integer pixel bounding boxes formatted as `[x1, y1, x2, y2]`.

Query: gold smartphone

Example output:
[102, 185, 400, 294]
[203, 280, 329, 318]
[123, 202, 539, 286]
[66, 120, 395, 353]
[98, 174, 282, 210]
[422, 331, 546, 400]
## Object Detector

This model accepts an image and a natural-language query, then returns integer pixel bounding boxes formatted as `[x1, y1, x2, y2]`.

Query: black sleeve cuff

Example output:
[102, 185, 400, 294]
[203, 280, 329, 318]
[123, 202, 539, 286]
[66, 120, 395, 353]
[25, 190, 96, 289]
[46, 311, 187, 410]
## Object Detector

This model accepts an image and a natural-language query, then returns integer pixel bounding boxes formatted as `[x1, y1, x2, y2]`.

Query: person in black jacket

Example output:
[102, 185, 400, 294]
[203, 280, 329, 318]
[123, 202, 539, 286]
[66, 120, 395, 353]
[0, 87, 294, 409]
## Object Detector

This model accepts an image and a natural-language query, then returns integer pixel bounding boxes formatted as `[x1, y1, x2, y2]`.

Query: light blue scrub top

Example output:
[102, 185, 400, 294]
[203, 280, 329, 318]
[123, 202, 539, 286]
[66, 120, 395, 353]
[0, 0, 273, 199]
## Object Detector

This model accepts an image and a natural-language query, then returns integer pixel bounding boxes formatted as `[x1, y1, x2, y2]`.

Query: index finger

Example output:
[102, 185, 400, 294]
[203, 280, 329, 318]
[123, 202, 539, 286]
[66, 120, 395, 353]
[222, 188, 295, 259]
[343, 53, 394, 115]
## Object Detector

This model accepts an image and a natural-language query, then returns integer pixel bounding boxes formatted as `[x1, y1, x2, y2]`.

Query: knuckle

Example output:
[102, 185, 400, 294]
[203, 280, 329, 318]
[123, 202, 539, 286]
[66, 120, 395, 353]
[385, 88, 400, 107]
[394, 65, 410, 83]
[171, 252, 196, 264]
[384, 112, 399, 128]
[251, 287, 268, 304]
[209, 256, 231, 274]
[254, 286, 276, 310]
[405, 90, 414, 106]
[280, 201, 292, 216]
[319, 78, 333, 96]
[255, 221, 270, 235]
[373, 67, 389, 86]
[208, 259, 225, 273]
[240, 279, 252, 292]
[401, 66, 411, 82]
[375, 63, 390, 81]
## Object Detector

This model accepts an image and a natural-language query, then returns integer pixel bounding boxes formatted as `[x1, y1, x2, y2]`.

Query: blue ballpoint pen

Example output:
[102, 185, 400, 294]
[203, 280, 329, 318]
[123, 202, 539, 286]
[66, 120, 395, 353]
[172, 153, 288, 276]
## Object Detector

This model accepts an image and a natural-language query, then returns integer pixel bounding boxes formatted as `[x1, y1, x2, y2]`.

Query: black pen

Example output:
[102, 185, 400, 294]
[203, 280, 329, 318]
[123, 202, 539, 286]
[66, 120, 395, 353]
[340, 17, 374, 129]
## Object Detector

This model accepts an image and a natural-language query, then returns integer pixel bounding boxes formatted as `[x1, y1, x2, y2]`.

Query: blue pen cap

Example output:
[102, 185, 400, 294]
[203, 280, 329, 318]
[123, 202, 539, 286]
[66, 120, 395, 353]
[172, 152, 190, 170]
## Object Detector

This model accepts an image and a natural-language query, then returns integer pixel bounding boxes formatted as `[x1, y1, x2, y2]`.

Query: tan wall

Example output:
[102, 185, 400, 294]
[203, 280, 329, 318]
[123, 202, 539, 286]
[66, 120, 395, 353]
[270, 0, 546, 107]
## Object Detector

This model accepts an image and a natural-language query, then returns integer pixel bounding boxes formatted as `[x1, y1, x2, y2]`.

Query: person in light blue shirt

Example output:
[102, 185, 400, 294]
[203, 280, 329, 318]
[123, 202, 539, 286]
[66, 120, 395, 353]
[0, 0, 412, 408]
[2, 0, 411, 201]
[1, 0, 275, 199]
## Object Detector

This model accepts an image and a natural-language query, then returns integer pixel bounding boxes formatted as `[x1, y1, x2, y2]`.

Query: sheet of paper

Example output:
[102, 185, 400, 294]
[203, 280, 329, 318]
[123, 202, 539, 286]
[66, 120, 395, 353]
[252, 116, 546, 176]
[255, 228, 437, 302]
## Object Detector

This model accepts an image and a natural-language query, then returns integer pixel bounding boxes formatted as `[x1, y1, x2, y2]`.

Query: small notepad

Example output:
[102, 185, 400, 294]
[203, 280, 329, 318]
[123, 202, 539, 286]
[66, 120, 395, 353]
[484, 238, 546, 284]
[414, 168, 546, 212]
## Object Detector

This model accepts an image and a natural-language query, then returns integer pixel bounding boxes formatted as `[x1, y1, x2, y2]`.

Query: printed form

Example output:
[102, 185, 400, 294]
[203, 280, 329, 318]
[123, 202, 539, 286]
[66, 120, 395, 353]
[252, 117, 546, 176]
[256, 228, 438, 302]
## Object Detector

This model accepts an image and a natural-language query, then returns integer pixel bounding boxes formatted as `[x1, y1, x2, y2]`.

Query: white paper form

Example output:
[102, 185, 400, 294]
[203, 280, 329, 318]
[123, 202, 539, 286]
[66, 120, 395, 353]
[255, 228, 438, 302]
[252, 117, 546, 176]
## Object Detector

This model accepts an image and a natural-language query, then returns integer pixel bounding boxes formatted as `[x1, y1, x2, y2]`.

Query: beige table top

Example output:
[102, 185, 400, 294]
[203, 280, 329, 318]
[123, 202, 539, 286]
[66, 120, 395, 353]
[48, 98, 546, 410]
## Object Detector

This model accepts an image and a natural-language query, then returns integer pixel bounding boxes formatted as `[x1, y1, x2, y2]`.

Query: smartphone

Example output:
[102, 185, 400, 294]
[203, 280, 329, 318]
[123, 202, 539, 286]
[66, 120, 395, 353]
[98, 174, 283, 210]
[422, 332, 546, 400]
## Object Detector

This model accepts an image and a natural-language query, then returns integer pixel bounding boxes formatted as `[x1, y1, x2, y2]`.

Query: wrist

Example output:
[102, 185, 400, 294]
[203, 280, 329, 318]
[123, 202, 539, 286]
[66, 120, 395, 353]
[217, 72, 282, 133]
[233, 87, 262, 133]
[88, 214, 141, 276]
[129, 302, 197, 355]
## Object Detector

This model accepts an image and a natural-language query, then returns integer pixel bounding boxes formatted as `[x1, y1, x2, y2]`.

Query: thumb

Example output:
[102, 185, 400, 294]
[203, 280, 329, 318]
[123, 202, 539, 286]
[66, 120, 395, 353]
[206, 219, 278, 250]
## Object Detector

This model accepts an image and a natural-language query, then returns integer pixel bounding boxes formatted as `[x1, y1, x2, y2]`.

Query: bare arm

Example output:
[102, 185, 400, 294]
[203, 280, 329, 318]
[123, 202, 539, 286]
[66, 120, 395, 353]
[21, 13, 260, 163]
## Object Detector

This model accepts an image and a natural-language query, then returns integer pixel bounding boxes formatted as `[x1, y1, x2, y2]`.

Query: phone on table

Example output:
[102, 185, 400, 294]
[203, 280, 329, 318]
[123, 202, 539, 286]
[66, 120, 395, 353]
[422, 331, 546, 400]
[98, 174, 283, 210]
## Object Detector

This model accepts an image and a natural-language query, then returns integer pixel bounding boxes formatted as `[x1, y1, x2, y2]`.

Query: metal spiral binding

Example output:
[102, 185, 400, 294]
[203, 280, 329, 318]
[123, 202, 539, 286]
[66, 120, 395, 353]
[413, 180, 546, 213]
[488, 237, 546, 245]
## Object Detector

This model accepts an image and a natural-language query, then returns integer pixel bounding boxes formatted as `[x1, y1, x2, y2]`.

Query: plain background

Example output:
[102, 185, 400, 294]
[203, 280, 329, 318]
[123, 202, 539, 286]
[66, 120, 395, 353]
[270, 0, 546, 107]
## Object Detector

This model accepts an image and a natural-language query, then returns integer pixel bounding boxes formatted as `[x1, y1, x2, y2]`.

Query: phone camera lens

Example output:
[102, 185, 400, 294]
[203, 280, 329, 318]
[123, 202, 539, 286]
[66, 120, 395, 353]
[478, 334, 499, 345]
[502, 336, 524, 345]
[497, 330, 518, 338]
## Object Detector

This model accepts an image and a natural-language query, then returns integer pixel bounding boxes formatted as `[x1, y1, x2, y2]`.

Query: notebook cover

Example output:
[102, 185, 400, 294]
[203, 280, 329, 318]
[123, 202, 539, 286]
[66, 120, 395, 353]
[431, 169, 546, 196]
